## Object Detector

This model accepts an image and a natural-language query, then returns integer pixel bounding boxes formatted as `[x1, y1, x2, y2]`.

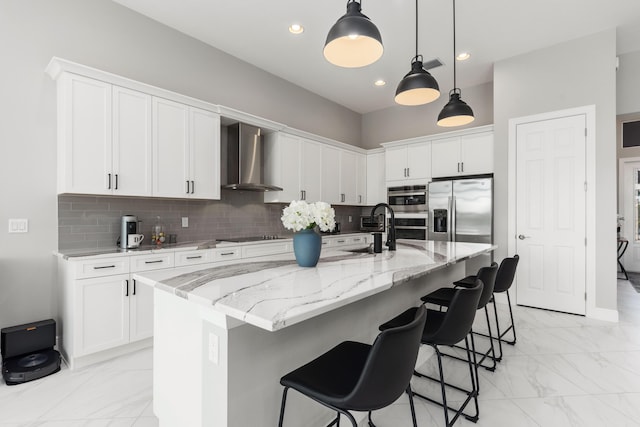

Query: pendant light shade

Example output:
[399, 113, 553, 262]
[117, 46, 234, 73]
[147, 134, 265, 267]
[394, 0, 440, 106]
[437, 89, 475, 127]
[324, 0, 383, 68]
[438, 0, 474, 127]
[395, 55, 440, 105]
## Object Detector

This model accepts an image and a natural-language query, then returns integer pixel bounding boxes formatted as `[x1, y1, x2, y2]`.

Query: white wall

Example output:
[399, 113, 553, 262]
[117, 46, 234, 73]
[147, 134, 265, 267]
[494, 29, 618, 311]
[617, 51, 640, 116]
[361, 82, 494, 148]
[0, 0, 362, 330]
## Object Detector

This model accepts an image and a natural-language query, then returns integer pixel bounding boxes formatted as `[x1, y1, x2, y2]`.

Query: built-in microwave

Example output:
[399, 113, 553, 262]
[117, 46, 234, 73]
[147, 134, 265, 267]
[391, 213, 428, 241]
[387, 185, 428, 212]
[360, 214, 385, 232]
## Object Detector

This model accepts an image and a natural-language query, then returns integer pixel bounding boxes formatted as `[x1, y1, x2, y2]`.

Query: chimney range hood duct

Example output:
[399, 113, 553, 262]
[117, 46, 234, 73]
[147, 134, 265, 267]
[221, 123, 283, 192]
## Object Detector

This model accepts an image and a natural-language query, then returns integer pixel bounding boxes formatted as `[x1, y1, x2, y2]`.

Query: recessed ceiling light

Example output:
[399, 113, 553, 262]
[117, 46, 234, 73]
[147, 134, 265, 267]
[456, 52, 470, 61]
[374, 79, 386, 86]
[289, 24, 304, 34]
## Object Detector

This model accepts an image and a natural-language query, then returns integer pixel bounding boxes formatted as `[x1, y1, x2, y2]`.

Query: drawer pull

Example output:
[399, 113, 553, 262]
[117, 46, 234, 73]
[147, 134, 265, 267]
[220, 252, 236, 256]
[93, 265, 116, 270]
[337, 240, 346, 243]
[144, 260, 164, 264]
[186, 256, 202, 260]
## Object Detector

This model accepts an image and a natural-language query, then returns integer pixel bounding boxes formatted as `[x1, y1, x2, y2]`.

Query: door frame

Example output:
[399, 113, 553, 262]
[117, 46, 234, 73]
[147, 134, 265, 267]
[507, 105, 605, 320]
[618, 156, 640, 271]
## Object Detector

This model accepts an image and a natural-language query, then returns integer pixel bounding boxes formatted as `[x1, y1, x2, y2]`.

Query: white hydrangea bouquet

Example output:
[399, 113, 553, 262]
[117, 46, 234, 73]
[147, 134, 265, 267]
[281, 200, 336, 232]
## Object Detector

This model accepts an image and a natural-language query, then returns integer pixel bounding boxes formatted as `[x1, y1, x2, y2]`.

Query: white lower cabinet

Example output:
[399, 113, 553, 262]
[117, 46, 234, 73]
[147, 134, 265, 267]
[75, 273, 130, 357]
[59, 253, 173, 369]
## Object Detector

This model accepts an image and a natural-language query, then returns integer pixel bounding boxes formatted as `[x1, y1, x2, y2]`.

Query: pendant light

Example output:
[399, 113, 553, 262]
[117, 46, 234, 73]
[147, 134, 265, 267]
[324, 0, 383, 68]
[395, 0, 440, 106]
[437, 0, 474, 127]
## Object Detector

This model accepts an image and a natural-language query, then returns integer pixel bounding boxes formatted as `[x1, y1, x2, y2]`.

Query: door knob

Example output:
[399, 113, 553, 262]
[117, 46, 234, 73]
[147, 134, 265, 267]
[518, 234, 530, 240]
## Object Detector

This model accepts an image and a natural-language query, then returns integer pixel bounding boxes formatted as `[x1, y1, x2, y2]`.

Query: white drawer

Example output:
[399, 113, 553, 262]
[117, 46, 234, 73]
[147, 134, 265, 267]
[241, 242, 291, 259]
[213, 247, 241, 262]
[175, 249, 216, 266]
[130, 252, 175, 272]
[74, 257, 130, 279]
[349, 235, 370, 245]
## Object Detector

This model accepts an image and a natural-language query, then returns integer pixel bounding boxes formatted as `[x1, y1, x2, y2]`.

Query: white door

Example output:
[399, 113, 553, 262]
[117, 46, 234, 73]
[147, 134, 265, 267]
[406, 142, 431, 180]
[516, 114, 586, 315]
[622, 161, 640, 272]
[461, 132, 494, 175]
[385, 146, 408, 182]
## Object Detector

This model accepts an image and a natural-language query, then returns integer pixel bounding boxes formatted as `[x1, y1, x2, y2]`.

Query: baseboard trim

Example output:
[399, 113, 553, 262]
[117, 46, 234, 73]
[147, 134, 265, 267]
[587, 306, 619, 322]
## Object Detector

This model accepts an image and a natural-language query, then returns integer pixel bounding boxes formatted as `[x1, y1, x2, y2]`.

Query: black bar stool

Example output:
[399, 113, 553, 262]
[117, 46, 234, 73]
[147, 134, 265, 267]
[278, 305, 427, 427]
[450, 255, 519, 361]
[379, 282, 483, 427]
[421, 263, 499, 374]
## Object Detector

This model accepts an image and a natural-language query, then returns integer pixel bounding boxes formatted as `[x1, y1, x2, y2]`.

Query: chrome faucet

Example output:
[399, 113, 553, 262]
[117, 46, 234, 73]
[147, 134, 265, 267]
[370, 203, 396, 251]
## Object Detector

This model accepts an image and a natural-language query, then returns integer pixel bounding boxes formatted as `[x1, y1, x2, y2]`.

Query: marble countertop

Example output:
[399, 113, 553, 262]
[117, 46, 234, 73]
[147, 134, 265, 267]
[133, 240, 496, 332]
[54, 232, 370, 260]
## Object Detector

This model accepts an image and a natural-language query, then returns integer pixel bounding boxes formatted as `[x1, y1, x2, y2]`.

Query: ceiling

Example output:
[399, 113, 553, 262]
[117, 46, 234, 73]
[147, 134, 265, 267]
[113, 0, 640, 114]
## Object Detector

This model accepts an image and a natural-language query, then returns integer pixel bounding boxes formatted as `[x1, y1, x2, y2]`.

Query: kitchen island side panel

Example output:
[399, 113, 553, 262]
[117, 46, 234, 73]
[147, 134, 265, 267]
[155, 263, 464, 426]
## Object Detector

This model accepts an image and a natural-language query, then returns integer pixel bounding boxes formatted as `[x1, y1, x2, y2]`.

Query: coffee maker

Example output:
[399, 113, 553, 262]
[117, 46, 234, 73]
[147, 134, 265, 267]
[120, 215, 138, 249]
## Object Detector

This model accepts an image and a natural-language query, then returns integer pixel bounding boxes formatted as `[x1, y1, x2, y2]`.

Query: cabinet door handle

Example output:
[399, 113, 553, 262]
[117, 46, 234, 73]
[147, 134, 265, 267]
[186, 255, 202, 260]
[403, 168, 407, 177]
[406, 167, 410, 177]
[125, 279, 129, 297]
[186, 180, 190, 194]
[461, 162, 464, 173]
[133, 279, 136, 295]
[341, 193, 345, 202]
[107, 173, 112, 190]
[115, 174, 119, 190]
[191, 180, 195, 194]
[144, 260, 164, 264]
[93, 265, 116, 270]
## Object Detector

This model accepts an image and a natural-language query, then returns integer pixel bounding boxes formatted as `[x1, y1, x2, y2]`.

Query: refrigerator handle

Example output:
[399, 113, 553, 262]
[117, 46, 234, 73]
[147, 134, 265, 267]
[451, 196, 457, 242]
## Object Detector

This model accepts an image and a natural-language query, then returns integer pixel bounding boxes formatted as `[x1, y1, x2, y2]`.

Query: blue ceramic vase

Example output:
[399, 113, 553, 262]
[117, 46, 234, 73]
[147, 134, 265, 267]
[293, 228, 322, 267]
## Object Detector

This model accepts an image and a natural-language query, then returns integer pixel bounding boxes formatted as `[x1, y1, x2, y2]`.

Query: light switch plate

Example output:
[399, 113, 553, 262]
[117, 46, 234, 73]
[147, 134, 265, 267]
[8, 219, 28, 233]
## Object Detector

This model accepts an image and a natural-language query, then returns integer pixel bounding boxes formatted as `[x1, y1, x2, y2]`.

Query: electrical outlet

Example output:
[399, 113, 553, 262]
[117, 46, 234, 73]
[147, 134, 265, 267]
[182, 217, 189, 228]
[8, 219, 28, 233]
[348, 216, 352, 223]
[208, 332, 219, 364]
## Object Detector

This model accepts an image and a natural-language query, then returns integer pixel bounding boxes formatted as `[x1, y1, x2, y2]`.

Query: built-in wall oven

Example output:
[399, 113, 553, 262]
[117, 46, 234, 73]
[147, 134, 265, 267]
[391, 212, 428, 241]
[387, 185, 428, 212]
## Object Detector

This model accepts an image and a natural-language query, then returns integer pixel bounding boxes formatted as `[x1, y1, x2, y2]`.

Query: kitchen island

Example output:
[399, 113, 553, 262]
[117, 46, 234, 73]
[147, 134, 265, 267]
[134, 240, 495, 427]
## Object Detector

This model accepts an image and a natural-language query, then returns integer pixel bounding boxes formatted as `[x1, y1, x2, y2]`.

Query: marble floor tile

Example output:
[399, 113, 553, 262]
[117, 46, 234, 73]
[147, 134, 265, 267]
[0, 279, 638, 426]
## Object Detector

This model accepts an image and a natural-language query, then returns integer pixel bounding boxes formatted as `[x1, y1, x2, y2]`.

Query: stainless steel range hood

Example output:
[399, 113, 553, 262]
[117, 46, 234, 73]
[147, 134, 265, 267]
[221, 123, 283, 192]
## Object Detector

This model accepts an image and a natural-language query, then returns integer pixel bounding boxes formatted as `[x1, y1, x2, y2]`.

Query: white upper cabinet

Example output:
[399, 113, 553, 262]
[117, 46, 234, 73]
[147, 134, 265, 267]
[49, 60, 220, 200]
[321, 145, 366, 206]
[153, 98, 220, 199]
[112, 86, 153, 196]
[431, 131, 493, 178]
[264, 133, 321, 203]
[56, 73, 113, 195]
[385, 141, 431, 184]
[56, 75, 153, 197]
[321, 145, 342, 204]
[366, 151, 386, 205]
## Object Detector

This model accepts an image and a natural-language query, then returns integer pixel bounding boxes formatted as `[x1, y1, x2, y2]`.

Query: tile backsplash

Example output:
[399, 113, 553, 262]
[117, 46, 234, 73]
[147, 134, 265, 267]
[58, 192, 366, 250]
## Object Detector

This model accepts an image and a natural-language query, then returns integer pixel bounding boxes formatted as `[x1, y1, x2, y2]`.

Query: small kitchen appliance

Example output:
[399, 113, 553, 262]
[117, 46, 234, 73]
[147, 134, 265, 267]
[1, 319, 61, 385]
[120, 215, 139, 249]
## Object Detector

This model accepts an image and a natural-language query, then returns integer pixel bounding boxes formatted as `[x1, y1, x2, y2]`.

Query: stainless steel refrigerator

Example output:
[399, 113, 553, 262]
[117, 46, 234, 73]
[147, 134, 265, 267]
[428, 176, 493, 244]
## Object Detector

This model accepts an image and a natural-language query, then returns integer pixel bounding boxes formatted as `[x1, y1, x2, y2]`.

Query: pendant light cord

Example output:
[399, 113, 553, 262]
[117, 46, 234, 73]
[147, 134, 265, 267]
[453, 0, 457, 90]
[415, 0, 419, 58]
